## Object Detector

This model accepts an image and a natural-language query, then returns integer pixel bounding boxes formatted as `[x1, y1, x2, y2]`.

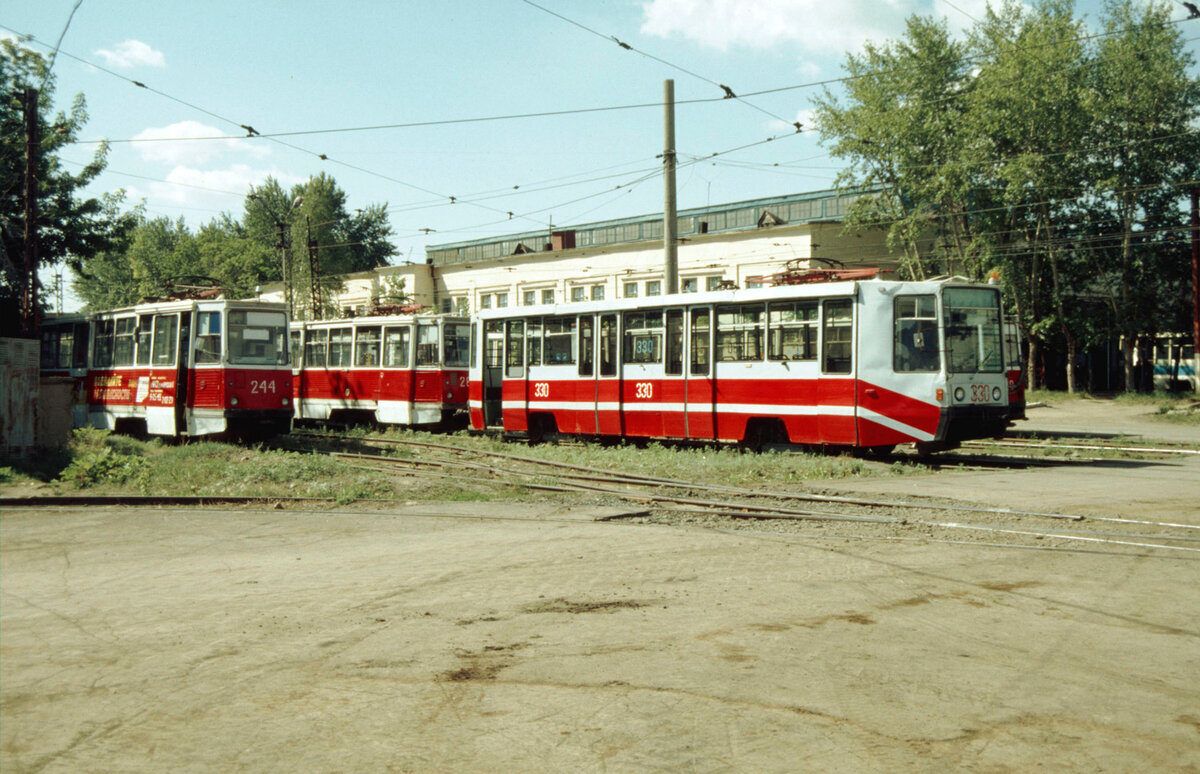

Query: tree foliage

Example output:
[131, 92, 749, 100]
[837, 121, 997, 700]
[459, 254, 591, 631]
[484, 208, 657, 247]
[0, 39, 134, 334]
[813, 0, 1200, 391]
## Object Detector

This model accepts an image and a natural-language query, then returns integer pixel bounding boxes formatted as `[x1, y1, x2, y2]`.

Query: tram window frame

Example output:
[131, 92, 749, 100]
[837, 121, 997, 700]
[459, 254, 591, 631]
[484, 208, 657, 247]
[716, 304, 765, 362]
[71, 323, 89, 368]
[484, 321, 504, 368]
[600, 314, 617, 376]
[93, 319, 115, 368]
[768, 301, 818, 362]
[289, 330, 302, 369]
[893, 295, 939, 372]
[666, 309, 684, 375]
[113, 317, 137, 366]
[622, 309, 664, 365]
[506, 319, 525, 378]
[305, 329, 328, 368]
[543, 316, 576, 365]
[579, 316, 595, 376]
[469, 322, 477, 370]
[383, 325, 411, 368]
[327, 327, 353, 368]
[136, 315, 154, 366]
[355, 325, 382, 368]
[151, 314, 178, 367]
[821, 299, 853, 374]
[194, 311, 222, 365]
[527, 318, 543, 367]
[416, 323, 439, 366]
[690, 309, 711, 376]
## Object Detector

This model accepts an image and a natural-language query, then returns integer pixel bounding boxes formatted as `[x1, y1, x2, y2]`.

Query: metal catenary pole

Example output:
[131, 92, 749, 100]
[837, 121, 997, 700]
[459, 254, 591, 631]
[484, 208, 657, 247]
[663, 79, 678, 296]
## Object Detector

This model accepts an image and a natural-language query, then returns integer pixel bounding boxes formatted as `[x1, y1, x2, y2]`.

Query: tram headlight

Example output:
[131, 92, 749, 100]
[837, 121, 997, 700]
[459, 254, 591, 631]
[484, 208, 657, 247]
[282, 397, 290, 407]
[953, 387, 966, 402]
[230, 396, 240, 406]
[992, 386, 1002, 402]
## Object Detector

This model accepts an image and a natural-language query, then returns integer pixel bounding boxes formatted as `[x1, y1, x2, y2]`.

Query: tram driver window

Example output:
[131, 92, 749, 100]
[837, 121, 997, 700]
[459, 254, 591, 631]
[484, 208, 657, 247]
[194, 312, 221, 364]
[894, 295, 939, 372]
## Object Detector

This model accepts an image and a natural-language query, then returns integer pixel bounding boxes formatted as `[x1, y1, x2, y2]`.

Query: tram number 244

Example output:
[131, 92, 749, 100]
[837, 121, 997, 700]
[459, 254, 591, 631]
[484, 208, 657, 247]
[531, 382, 654, 399]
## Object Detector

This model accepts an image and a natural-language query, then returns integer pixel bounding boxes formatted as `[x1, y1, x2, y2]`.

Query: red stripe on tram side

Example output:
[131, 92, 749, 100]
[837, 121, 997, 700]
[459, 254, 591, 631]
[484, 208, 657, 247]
[856, 380, 941, 436]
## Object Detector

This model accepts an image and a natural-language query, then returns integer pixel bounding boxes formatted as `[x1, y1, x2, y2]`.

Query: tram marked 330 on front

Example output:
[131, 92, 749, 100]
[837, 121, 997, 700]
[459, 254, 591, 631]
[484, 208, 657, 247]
[468, 276, 1010, 453]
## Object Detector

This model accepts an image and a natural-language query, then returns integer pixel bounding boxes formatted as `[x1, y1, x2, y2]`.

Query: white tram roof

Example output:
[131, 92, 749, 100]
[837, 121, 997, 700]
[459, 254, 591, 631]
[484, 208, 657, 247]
[473, 276, 996, 322]
[88, 298, 288, 318]
[292, 314, 469, 330]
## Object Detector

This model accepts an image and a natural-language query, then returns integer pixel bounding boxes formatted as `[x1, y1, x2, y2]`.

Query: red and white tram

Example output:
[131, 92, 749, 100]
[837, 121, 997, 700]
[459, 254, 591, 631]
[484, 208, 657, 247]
[469, 277, 1011, 452]
[86, 299, 293, 438]
[290, 315, 470, 427]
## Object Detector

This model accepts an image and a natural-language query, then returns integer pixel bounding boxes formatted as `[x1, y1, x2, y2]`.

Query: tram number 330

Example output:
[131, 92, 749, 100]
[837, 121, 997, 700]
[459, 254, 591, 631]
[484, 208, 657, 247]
[532, 382, 550, 398]
[971, 384, 991, 403]
[634, 382, 653, 399]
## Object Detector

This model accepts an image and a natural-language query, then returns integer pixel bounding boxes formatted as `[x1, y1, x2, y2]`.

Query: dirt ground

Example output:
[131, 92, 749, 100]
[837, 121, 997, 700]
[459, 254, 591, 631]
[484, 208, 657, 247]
[2, 401, 1198, 772]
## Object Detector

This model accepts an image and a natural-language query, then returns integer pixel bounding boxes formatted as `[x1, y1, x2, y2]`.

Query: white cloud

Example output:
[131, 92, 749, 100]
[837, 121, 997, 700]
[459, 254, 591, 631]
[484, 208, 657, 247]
[134, 120, 271, 166]
[640, 0, 909, 54]
[128, 164, 304, 213]
[94, 39, 165, 69]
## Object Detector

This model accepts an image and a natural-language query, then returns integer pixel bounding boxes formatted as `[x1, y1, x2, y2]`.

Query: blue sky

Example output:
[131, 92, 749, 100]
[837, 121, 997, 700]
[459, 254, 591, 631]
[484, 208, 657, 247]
[4, 0, 1193, 309]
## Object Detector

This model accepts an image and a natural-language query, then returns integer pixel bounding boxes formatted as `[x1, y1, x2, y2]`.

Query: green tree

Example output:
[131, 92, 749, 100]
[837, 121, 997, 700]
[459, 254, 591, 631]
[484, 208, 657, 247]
[0, 38, 133, 332]
[1085, 0, 1200, 391]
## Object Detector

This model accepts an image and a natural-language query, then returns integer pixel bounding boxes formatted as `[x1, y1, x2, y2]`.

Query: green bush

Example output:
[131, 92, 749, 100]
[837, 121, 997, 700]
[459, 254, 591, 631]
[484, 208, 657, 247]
[58, 448, 150, 489]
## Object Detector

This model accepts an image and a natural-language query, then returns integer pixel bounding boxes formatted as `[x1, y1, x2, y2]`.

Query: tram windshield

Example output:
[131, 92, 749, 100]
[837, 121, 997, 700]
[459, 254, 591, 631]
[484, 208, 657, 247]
[228, 309, 289, 365]
[942, 288, 1003, 373]
[444, 322, 470, 367]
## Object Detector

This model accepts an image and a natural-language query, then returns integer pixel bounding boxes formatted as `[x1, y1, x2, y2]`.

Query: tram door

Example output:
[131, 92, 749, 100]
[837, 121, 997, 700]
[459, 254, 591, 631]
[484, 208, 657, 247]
[504, 319, 526, 431]
[482, 320, 504, 428]
[684, 306, 716, 440]
[175, 312, 191, 433]
[818, 298, 857, 444]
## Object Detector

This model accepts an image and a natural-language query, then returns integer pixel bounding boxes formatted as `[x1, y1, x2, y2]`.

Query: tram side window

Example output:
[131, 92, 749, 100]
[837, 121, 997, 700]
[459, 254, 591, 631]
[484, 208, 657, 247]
[768, 301, 818, 361]
[328, 327, 352, 368]
[444, 322, 470, 368]
[543, 317, 576, 365]
[136, 315, 154, 366]
[690, 309, 711, 376]
[151, 315, 178, 366]
[600, 315, 617, 376]
[355, 326, 382, 367]
[579, 316, 595, 376]
[506, 320, 525, 378]
[71, 323, 89, 368]
[416, 323, 438, 366]
[113, 317, 136, 366]
[383, 326, 411, 368]
[623, 310, 663, 364]
[716, 304, 764, 362]
[305, 330, 328, 368]
[194, 312, 222, 364]
[40, 326, 73, 369]
[93, 319, 115, 368]
[666, 309, 683, 376]
[893, 295, 939, 372]
[526, 319, 543, 367]
[822, 300, 853, 374]
[484, 321, 504, 367]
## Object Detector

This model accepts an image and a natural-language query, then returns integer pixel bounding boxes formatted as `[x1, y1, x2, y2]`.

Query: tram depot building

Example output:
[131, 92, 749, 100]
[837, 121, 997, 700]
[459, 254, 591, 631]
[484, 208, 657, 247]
[265, 189, 899, 318]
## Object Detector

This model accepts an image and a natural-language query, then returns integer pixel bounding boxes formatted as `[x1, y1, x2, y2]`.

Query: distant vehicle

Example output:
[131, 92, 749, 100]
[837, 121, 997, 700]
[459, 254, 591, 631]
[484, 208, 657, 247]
[75, 299, 293, 439]
[1144, 335, 1197, 392]
[289, 314, 469, 428]
[469, 275, 1011, 453]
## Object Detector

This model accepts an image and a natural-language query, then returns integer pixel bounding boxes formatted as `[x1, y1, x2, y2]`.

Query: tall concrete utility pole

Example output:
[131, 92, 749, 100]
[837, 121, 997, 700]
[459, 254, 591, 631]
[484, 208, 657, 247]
[22, 88, 40, 334]
[663, 79, 678, 295]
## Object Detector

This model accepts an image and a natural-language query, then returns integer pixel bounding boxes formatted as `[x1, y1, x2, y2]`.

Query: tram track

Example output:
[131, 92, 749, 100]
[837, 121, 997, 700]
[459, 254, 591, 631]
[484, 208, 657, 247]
[274, 430, 1200, 557]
